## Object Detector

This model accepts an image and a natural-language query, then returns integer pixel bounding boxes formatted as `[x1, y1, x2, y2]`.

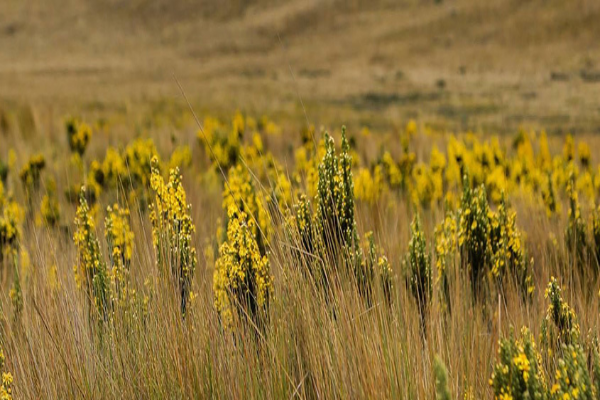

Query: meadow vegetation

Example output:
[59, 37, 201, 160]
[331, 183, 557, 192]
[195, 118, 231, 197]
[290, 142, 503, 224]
[2, 1, 600, 398]
[1, 110, 600, 398]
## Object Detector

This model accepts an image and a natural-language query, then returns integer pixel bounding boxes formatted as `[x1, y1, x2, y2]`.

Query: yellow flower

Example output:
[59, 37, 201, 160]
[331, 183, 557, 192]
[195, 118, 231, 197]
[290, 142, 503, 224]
[149, 158, 197, 315]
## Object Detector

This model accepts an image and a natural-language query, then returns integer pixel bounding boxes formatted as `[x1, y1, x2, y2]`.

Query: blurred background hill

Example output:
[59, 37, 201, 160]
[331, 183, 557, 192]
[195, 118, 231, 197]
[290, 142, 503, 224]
[1, 0, 600, 133]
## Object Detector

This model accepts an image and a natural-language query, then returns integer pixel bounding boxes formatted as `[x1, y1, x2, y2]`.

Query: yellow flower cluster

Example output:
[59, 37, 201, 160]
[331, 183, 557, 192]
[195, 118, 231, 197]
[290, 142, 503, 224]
[19, 154, 46, 210]
[40, 178, 60, 227]
[105, 204, 134, 304]
[124, 138, 160, 189]
[65, 117, 92, 156]
[149, 157, 197, 315]
[101, 147, 126, 188]
[435, 212, 457, 282]
[197, 113, 242, 171]
[316, 128, 359, 256]
[434, 210, 457, 312]
[550, 344, 593, 400]
[294, 133, 325, 198]
[490, 196, 534, 297]
[458, 181, 492, 298]
[222, 164, 270, 255]
[541, 277, 579, 351]
[354, 166, 385, 206]
[490, 327, 546, 400]
[168, 145, 192, 171]
[73, 188, 110, 320]
[565, 168, 588, 263]
[0, 345, 13, 400]
[404, 214, 431, 329]
[213, 207, 272, 327]
[0, 181, 23, 263]
[367, 127, 599, 216]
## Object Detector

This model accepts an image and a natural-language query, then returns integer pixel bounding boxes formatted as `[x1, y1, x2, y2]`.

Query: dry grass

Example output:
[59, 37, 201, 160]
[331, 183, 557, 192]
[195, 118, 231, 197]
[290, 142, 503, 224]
[2, 0, 600, 133]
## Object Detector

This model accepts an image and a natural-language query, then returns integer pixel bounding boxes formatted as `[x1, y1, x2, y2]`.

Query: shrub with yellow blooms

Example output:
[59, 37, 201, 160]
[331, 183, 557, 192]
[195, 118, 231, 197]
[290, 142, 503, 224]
[19, 154, 45, 213]
[124, 138, 160, 190]
[458, 179, 492, 300]
[40, 178, 60, 227]
[354, 166, 385, 206]
[316, 128, 360, 262]
[222, 164, 270, 255]
[73, 188, 111, 321]
[290, 194, 321, 276]
[540, 278, 580, 354]
[404, 214, 431, 332]
[168, 145, 192, 171]
[0, 345, 13, 400]
[365, 233, 393, 298]
[101, 147, 127, 188]
[213, 207, 272, 328]
[149, 157, 197, 315]
[489, 195, 534, 298]
[197, 112, 244, 171]
[0, 182, 23, 266]
[549, 343, 593, 400]
[565, 168, 589, 268]
[434, 209, 457, 313]
[542, 172, 560, 218]
[65, 117, 92, 156]
[490, 327, 547, 400]
[105, 204, 134, 305]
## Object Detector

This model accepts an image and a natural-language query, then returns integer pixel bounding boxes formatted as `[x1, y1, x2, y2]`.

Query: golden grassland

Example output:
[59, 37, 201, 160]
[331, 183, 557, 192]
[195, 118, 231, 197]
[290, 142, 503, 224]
[3, 1, 600, 398]
[2, 0, 600, 133]
[1, 109, 600, 398]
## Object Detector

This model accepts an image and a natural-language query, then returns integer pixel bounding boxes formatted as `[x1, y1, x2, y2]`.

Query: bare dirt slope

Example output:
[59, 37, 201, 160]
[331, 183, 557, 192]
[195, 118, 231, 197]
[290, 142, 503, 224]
[1, 0, 600, 133]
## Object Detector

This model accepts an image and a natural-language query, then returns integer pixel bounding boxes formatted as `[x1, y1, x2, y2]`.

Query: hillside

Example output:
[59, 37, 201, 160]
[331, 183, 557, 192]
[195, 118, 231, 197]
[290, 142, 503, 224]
[1, 0, 600, 132]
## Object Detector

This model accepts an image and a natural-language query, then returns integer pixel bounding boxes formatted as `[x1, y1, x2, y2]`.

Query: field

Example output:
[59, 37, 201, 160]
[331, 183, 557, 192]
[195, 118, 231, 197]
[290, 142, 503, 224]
[2, 0, 600, 399]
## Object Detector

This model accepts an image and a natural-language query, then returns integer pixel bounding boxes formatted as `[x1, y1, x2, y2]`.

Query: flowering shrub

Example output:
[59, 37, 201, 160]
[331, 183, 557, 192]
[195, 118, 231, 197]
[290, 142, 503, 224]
[490, 327, 547, 400]
[354, 166, 385, 205]
[125, 138, 160, 190]
[19, 154, 45, 213]
[434, 209, 457, 313]
[0, 182, 23, 265]
[404, 214, 431, 331]
[149, 157, 197, 315]
[73, 188, 110, 321]
[105, 204, 134, 304]
[101, 147, 126, 188]
[65, 117, 92, 156]
[316, 128, 360, 263]
[40, 178, 60, 227]
[197, 112, 243, 171]
[550, 344, 593, 400]
[222, 164, 270, 255]
[168, 145, 192, 171]
[0, 345, 13, 400]
[458, 179, 492, 300]
[565, 168, 588, 266]
[490, 195, 534, 298]
[19, 154, 45, 193]
[542, 171, 559, 218]
[540, 278, 579, 353]
[290, 194, 321, 276]
[213, 207, 272, 327]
